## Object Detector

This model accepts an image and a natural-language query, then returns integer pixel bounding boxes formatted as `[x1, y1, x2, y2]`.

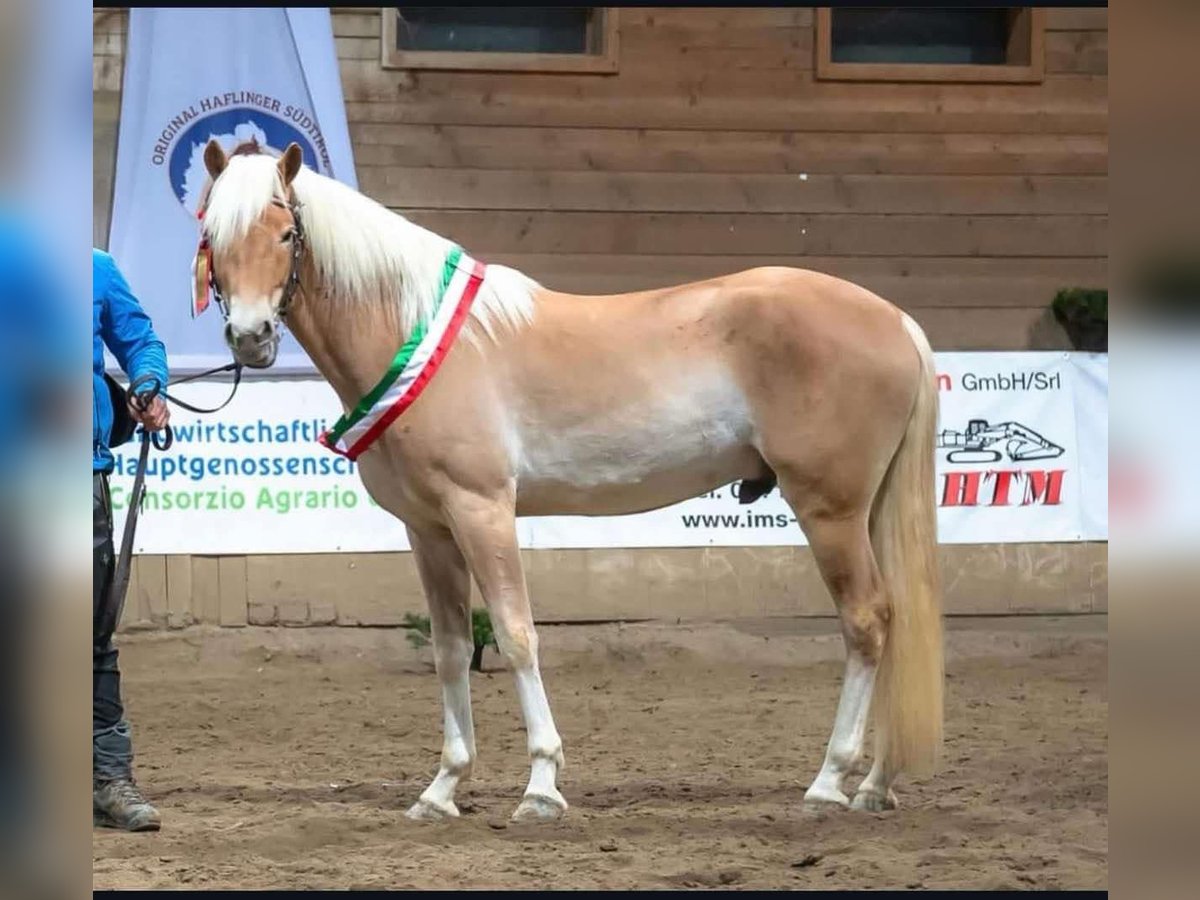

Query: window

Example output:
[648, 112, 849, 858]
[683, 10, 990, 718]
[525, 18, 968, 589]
[382, 7, 618, 74]
[816, 8, 1045, 83]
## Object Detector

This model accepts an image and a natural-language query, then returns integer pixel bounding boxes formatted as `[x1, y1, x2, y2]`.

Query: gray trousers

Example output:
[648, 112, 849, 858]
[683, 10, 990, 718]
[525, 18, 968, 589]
[94, 472, 133, 781]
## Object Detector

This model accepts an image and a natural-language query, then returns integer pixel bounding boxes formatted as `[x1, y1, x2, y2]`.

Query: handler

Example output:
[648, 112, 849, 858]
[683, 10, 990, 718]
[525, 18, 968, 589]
[92, 249, 170, 831]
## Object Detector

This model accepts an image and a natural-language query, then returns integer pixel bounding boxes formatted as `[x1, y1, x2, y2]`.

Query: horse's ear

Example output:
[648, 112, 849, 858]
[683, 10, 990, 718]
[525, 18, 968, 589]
[204, 139, 227, 179]
[279, 143, 303, 186]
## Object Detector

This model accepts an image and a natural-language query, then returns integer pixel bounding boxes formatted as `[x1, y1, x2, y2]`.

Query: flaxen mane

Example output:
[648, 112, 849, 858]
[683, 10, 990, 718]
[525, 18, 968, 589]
[200, 144, 540, 343]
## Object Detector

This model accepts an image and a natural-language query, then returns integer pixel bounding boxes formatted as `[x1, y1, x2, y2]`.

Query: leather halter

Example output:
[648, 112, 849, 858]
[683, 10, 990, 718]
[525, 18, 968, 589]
[204, 195, 306, 325]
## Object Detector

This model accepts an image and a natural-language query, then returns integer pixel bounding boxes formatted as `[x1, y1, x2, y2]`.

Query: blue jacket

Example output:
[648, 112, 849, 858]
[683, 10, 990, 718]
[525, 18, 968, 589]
[93, 250, 169, 472]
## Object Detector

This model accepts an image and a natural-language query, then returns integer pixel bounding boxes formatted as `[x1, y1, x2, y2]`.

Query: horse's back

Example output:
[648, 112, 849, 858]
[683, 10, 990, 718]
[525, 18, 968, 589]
[544, 264, 906, 342]
[536, 264, 913, 392]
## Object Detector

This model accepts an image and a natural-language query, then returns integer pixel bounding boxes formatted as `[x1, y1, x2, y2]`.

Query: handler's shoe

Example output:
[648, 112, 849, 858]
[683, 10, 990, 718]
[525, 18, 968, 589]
[93, 777, 161, 832]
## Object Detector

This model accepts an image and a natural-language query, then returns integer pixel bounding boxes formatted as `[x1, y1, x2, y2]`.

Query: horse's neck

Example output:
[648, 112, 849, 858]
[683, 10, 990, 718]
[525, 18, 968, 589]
[285, 278, 404, 412]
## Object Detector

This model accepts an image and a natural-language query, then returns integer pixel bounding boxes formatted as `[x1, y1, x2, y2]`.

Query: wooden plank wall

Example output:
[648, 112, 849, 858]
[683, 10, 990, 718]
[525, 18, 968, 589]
[94, 7, 1107, 350]
[118, 543, 1108, 632]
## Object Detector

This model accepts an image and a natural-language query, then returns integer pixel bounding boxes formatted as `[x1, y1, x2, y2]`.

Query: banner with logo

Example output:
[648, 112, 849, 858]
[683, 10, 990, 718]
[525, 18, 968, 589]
[110, 352, 1108, 554]
[107, 7, 356, 374]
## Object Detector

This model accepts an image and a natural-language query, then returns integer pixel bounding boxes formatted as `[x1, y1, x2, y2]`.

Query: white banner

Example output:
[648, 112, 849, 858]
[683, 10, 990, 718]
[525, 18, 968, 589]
[107, 7, 356, 374]
[110, 353, 1108, 554]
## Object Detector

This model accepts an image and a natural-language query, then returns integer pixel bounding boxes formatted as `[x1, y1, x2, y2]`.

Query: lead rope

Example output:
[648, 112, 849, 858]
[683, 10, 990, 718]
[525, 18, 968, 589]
[102, 360, 243, 636]
[162, 360, 243, 417]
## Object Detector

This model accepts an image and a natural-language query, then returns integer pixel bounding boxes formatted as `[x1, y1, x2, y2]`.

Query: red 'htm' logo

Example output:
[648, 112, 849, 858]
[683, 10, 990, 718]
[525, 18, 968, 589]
[940, 470, 1065, 507]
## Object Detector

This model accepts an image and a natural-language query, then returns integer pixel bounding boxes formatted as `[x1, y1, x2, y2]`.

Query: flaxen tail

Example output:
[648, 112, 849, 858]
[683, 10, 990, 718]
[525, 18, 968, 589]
[869, 313, 944, 778]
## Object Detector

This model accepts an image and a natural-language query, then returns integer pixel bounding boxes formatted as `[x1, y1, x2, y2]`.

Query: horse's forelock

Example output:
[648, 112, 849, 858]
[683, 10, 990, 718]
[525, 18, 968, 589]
[230, 138, 263, 158]
[201, 150, 287, 247]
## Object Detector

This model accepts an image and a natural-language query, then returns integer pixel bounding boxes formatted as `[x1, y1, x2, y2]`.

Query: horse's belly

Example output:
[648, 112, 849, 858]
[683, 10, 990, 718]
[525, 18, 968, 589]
[511, 379, 762, 517]
[516, 448, 762, 516]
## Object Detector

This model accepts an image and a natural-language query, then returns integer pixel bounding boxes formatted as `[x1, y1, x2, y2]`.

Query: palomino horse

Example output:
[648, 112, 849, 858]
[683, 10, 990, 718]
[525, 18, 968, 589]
[197, 140, 943, 823]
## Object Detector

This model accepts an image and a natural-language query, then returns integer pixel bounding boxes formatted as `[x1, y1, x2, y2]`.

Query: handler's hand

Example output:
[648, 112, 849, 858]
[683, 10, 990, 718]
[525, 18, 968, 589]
[128, 395, 170, 432]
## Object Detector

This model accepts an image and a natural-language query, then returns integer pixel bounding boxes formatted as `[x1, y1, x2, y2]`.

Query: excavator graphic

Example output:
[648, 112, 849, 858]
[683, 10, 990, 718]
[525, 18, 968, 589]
[937, 419, 1065, 464]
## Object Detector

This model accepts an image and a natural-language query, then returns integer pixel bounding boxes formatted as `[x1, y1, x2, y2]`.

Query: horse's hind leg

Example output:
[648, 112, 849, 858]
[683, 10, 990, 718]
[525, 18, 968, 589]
[405, 525, 477, 821]
[851, 736, 898, 811]
[444, 492, 567, 822]
[789, 504, 891, 809]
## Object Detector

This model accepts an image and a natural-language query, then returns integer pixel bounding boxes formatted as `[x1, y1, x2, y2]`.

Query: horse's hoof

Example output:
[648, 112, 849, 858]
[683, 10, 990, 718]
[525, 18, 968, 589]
[405, 798, 459, 821]
[851, 789, 897, 812]
[511, 792, 568, 823]
[802, 785, 850, 812]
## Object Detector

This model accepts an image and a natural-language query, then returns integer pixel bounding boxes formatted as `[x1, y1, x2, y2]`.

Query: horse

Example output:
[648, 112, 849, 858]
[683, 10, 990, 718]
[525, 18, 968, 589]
[196, 139, 943, 823]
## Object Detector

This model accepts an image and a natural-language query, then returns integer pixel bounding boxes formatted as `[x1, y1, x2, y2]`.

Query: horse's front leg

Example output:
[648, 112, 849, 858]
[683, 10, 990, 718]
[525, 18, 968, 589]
[446, 491, 567, 822]
[404, 524, 477, 821]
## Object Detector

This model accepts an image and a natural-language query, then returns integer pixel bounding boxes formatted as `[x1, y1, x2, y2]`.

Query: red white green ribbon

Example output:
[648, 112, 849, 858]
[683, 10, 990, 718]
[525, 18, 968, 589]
[318, 246, 486, 461]
[191, 208, 214, 319]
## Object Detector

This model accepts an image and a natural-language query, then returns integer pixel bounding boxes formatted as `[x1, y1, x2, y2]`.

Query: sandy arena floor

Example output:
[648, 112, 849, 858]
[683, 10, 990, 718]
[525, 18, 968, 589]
[92, 615, 1107, 890]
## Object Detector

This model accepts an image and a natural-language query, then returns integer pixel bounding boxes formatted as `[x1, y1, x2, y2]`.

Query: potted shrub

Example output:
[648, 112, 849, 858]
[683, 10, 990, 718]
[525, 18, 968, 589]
[403, 608, 499, 672]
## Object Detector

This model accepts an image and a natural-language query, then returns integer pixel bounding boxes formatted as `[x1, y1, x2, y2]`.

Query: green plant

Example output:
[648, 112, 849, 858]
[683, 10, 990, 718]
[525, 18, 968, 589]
[403, 611, 431, 650]
[1051, 288, 1107, 351]
[402, 608, 499, 672]
[471, 607, 499, 672]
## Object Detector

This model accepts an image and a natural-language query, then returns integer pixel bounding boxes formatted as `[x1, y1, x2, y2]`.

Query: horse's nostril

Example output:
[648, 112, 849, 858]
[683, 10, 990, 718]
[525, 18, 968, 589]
[226, 319, 273, 349]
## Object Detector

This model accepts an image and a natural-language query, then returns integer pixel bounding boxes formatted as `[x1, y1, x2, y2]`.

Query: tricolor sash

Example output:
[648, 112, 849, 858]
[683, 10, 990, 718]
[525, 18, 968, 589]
[318, 246, 486, 461]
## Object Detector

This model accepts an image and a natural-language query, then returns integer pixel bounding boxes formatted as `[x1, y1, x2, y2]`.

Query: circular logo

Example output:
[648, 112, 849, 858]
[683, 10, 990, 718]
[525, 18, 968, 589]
[168, 108, 319, 215]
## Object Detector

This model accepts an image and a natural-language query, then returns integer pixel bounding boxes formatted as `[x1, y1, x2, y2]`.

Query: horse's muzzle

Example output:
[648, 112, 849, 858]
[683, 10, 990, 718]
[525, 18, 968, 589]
[229, 334, 279, 369]
[226, 321, 279, 369]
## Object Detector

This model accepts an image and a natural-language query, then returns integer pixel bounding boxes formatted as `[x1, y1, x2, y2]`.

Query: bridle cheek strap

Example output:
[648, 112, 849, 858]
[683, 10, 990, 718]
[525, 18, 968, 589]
[275, 198, 306, 320]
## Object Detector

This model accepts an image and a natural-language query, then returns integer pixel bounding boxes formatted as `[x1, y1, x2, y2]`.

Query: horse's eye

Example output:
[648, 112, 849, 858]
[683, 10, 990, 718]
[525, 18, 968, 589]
[281, 229, 295, 244]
